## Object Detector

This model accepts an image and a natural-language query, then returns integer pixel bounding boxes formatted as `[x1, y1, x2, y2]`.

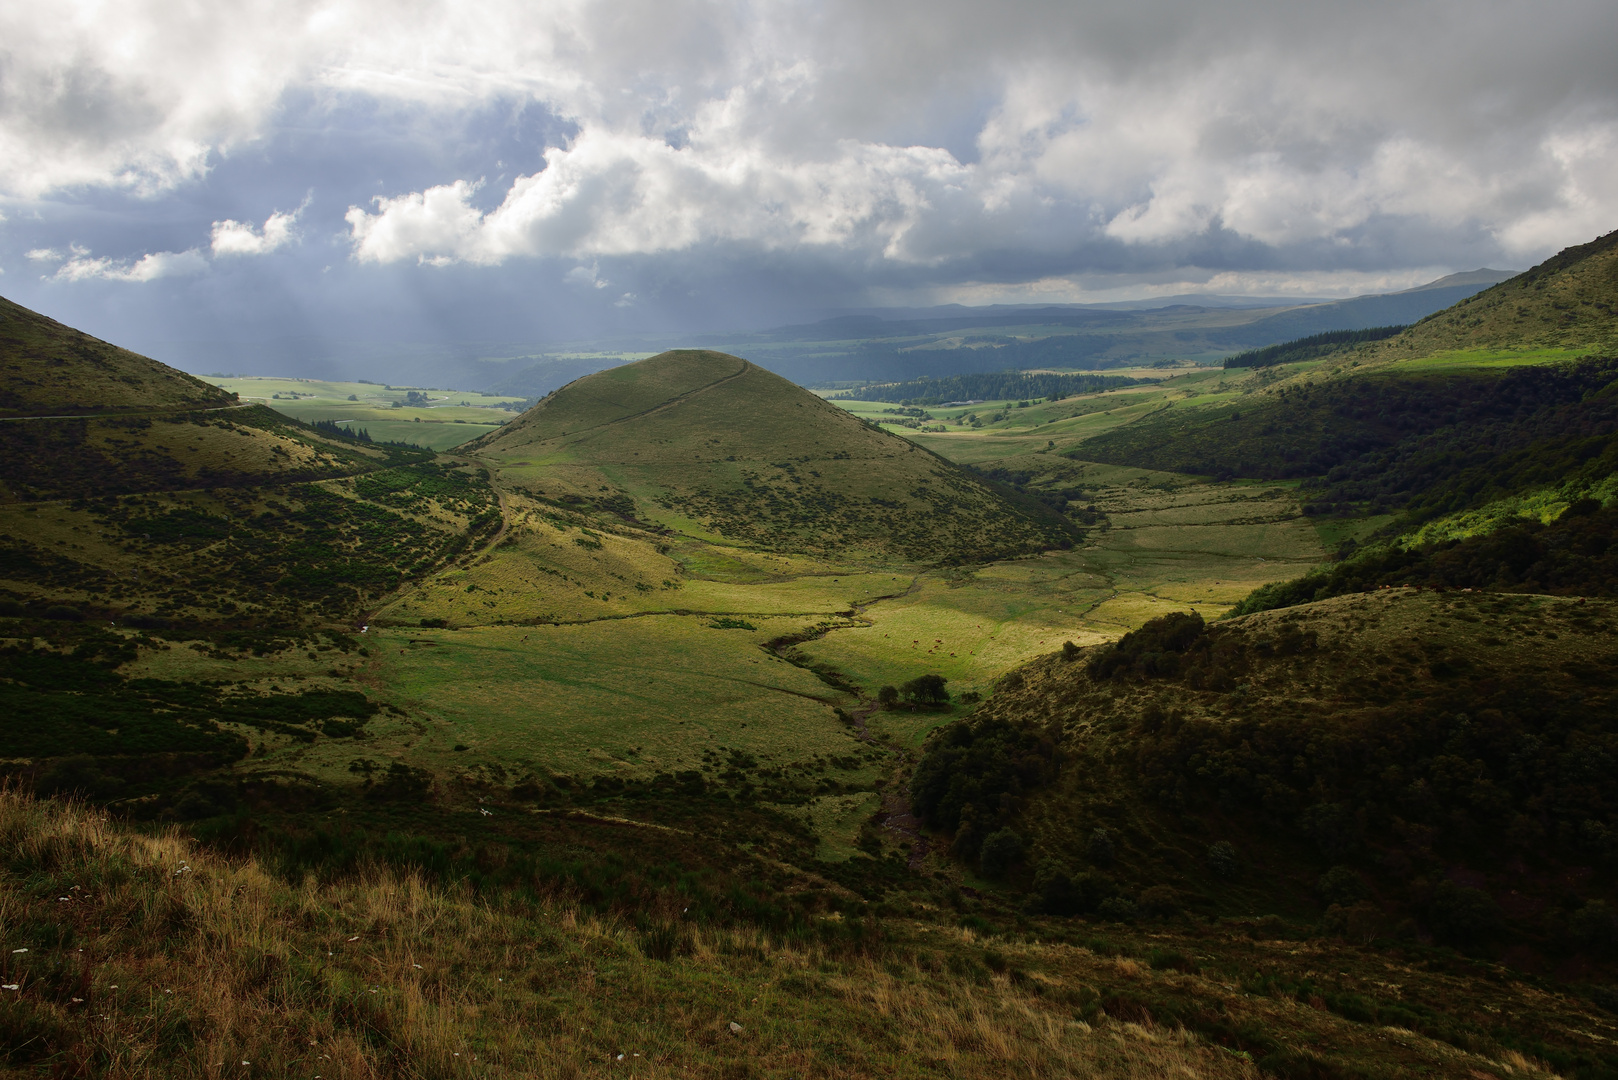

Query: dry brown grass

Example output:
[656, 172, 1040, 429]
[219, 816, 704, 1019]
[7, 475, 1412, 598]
[0, 789, 1272, 1079]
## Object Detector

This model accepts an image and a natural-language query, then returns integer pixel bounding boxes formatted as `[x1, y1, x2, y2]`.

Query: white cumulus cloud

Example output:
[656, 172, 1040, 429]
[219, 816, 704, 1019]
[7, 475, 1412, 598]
[211, 203, 304, 256]
[52, 247, 208, 283]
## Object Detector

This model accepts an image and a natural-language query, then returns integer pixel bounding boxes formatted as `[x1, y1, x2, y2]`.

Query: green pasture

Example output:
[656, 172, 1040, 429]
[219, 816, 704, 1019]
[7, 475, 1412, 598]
[323, 418, 502, 450]
[796, 464, 1327, 741]
[348, 620, 869, 783]
[1387, 346, 1592, 373]
[207, 376, 524, 449]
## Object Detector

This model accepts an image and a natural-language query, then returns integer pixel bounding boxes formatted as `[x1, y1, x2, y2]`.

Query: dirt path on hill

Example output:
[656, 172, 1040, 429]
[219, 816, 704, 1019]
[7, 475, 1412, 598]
[0, 403, 252, 422]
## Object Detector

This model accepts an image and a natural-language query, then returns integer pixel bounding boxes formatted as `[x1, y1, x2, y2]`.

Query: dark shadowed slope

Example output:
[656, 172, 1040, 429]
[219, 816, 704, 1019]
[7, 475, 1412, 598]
[0, 295, 234, 418]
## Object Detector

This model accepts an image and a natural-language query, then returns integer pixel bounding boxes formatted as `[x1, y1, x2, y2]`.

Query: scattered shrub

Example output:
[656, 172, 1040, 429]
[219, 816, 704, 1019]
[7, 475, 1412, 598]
[1570, 900, 1618, 958]
[1087, 826, 1116, 866]
[978, 828, 1024, 879]
[1426, 881, 1502, 946]
[1147, 947, 1194, 972]
[1138, 885, 1180, 917]
[1321, 902, 1386, 945]
[1096, 896, 1138, 922]
[1316, 865, 1369, 908]
[1207, 841, 1239, 878]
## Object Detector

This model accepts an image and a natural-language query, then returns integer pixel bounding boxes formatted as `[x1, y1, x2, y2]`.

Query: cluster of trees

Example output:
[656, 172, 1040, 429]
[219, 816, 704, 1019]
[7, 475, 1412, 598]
[909, 713, 1060, 872]
[1126, 658, 1618, 943]
[1303, 358, 1618, 521]
[311, 418, 374, 443]
[877, 674, 950, 707]
[1233, 498, 1618, 615]
[1222, 325, 1406, 369]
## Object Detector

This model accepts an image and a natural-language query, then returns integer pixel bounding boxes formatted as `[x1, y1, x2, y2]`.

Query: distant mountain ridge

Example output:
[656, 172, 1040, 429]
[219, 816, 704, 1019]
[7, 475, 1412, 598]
[129, 270, 1519, 395]
[672, 270, 1522, 385]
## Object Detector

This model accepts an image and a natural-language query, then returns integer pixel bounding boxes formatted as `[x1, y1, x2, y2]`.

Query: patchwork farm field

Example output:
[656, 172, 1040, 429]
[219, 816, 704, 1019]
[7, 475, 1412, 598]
[207, 375, 528, 449]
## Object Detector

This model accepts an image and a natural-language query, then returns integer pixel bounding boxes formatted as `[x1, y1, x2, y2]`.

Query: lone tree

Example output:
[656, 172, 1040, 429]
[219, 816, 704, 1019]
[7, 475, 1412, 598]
[877, 685, 899, 708]
[901, 674, 949, 705]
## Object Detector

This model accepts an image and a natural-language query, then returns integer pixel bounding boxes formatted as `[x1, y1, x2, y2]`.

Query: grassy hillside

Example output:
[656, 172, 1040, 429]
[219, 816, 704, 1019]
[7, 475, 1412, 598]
[1054, 230, 1618, 615]
[1368, 230, 1618, 359]
[0, 295, 233, 418]
[472, 350, 1077, 564]
[1076, 359, 1618, 519]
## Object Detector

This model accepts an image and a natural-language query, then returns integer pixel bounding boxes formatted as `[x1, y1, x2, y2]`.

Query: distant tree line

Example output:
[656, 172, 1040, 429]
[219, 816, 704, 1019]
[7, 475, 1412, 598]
[1222, 325, 1407, 369]
[308, 418, 420, 450]
[832, 371, 1142, 405]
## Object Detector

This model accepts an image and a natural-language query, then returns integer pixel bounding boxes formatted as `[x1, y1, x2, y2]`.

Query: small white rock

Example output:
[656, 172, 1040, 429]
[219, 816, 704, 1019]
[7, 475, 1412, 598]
[729, 1021, 743, 1034]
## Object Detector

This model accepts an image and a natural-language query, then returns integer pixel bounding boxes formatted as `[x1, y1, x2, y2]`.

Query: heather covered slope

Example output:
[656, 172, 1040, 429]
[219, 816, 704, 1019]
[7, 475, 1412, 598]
[0, 294, 234, 417]
[473, 349, 1076, 563]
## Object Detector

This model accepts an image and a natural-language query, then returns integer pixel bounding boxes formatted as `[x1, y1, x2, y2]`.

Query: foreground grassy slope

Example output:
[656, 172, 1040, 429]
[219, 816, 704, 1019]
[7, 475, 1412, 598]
[472, 350, 1076, 564]
[2, 788, 1591, 1080]
[0, 295, 233, 418]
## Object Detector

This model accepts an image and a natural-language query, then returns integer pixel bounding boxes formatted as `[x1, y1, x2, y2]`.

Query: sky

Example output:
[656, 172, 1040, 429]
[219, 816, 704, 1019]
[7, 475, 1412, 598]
[1, 0, 1616, 378]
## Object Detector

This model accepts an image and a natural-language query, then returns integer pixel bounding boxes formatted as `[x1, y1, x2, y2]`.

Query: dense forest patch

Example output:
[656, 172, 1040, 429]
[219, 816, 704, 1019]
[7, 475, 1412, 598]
[912, 597, 1618, 968]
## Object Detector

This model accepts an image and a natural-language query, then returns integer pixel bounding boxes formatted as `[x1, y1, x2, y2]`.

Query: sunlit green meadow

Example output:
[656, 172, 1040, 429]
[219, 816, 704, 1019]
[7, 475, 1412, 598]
[206, 375, 528, 449]
[339, 620, 868, 782]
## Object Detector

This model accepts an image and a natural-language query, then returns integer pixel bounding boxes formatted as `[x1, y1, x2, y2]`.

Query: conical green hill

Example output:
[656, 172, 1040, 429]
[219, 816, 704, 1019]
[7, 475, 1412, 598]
[0, 294, 235, 418]
[474, 349, 1074, 562]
